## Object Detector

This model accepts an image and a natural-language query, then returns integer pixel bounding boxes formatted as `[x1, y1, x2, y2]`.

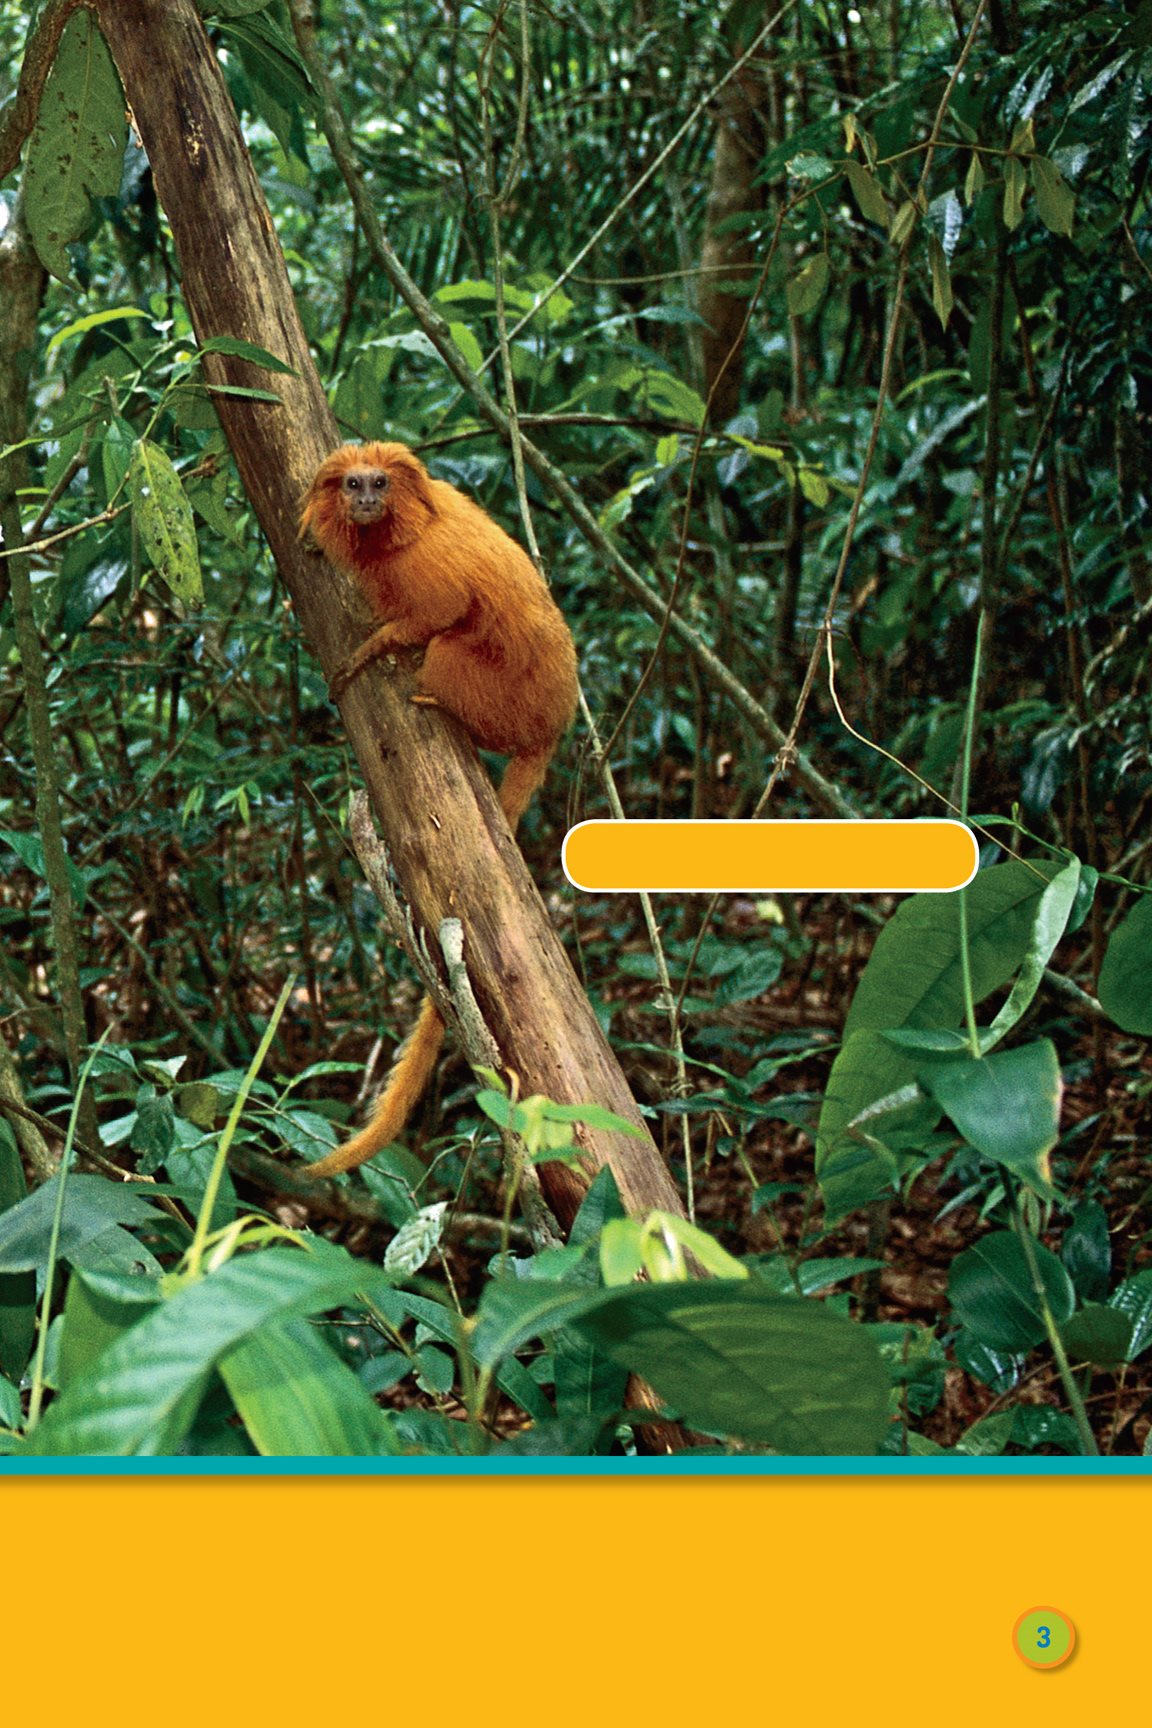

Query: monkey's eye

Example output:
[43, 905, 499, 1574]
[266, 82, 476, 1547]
[372, 474, 389, 491]
[346, 476, 361, 491]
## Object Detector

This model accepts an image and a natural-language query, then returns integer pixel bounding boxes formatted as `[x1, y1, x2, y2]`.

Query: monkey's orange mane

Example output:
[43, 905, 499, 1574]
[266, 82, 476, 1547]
[300, 440, 436, 563]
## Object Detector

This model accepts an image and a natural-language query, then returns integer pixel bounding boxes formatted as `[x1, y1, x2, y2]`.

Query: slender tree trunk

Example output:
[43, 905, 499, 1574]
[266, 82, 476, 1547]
[0, 195, 98, 1147]
[92, 0, 685, 1232]
[697, 46, 768, 422]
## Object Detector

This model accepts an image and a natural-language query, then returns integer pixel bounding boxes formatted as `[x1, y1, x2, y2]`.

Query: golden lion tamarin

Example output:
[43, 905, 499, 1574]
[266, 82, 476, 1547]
[298, 440, 578, 1179]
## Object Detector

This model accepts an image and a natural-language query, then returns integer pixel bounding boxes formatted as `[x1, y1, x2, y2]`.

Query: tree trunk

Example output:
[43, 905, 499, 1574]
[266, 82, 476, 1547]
[697, 64, 766, 424]
[93, 0, 685, 1232]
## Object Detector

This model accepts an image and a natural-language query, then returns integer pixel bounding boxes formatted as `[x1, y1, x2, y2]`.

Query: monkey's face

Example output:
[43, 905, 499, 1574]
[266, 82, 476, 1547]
[338, 463, 392, 526]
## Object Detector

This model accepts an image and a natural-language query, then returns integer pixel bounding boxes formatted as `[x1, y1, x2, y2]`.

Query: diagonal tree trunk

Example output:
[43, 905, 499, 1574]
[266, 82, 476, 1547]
[92, 0, 685, 1232]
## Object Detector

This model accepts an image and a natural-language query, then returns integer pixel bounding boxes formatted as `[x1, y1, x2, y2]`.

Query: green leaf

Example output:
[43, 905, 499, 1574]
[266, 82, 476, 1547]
[131, 1091, 177, 1162]
[23, 12, 127, 283]
[0, 828, 87, 911]
[0, 1373, 22, 1430]
[197, 0, 275, 15]
[46, 308, 151, 354]
[23, 1239, 394, 1455]
[434, 278, 537, 312]
[58, 1269, 160, 1388]
[196, 335, 297, 375]
[599, 1218, 645, 1287]
[128, 439, 204, 606]
[918, 1040, 1062, 1192]
[538, 1101, 644, 1135]
[382, 1285, 553, 1421]
[847, 860, 1062, 1040]
[568, 1166, 626, 1247]
[947, 1230, 1074, 1354]
[220, 1317, 400, 1455]
[0, 1175, 165, 1275]
[571, 1282, 890, 1454]
[1003, 155, 1027, 230]
[953, 1330, 1023, 1393]
[413, 1344, 455, 1396]
[786, 253, 829, 316]
[494, 1416, 611, 1456]
[756, 1256, 884, 1296]
[817, 859, 1062, 1217]
[927, 232, 953, 329]
[471, 1279, 608, 1369]
[1059, 1304, 1131, 1369]
[889, 199, 918, 247]
[220, 10, 317, 164]
[1098, 894, 1152, 1033]
[955, 1410, 1017, 1455]
[1004, 1405, 1082, 1455]
[1061, 1200, 1110, 1303]
[1030, 157, 1075, 235]
[1109, 1270, 1152, 1360]
[964, 150, 986, 205]
[100, 415, 137, 501]
[843, 160, 889, 228]
[983, 860, 1079, 1050]
[447, 322, 484, 374]
[797, 466, 830, 507]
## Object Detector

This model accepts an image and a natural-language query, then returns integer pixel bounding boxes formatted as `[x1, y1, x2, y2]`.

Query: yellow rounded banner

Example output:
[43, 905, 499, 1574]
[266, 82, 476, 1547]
[562, 819, 978, 893]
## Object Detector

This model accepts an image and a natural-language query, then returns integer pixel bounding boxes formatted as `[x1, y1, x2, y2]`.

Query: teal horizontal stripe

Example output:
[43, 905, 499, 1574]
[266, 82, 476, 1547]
[1, 1456, 1148, 1477]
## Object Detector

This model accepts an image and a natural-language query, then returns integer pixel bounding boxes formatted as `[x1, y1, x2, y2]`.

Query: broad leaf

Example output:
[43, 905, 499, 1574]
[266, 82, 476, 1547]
[220, 1318, 400, 1455]
[24, 13, 127, 283]
[571, 1282, 889, 1455]
[948, 1230, 1074, 1354]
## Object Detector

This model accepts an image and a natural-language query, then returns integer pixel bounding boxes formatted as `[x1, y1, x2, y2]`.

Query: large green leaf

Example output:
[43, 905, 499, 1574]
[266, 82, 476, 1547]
[918, 1039, 1062, 1191]
[23, 12, 127, 283]
[817, 859, 1060, 1217]
[1059, 1304, 1131, 1369]
[220, 1318, 400, 1456]
[23, 1240, 393, 1456]
[1098, 894, 1152, 1034]
[58, 1269, 161, 1389]
[0, 1174, 166, 1275]
[570, 1282, 889, 1455]
[947, 1230, 1074, 1354]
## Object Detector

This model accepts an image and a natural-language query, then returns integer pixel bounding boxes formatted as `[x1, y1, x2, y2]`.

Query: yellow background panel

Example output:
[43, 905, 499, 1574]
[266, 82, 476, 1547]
[4, 1476, 1144, 1724]
[562, 819, 978, 892]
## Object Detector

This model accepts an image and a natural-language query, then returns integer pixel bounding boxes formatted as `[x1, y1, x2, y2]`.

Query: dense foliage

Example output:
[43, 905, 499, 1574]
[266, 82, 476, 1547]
[0, 0, 1149, 1458]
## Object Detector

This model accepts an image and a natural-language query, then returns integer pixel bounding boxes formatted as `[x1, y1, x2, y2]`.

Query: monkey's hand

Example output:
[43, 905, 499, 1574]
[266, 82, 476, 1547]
[329, 622, 405, 699]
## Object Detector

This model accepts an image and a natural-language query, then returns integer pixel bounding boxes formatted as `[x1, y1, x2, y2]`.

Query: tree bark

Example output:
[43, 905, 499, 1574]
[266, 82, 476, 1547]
[92, 0, 685, 1232]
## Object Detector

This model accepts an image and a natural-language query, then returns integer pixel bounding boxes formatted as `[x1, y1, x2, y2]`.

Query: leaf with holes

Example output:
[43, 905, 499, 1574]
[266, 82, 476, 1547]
[128, 440, 204, 606]
[24, 13, 127, 283]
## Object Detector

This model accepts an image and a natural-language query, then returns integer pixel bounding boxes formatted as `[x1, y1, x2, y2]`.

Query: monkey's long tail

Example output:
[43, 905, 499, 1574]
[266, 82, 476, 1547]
[498, 745, 555, 830]
[304, 996, 445, 1178]
[304, 746, 551, 1180]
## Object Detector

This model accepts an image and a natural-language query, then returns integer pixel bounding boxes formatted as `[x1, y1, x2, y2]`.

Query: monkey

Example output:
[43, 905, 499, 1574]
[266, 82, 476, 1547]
[297, 441, 578, 1179]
